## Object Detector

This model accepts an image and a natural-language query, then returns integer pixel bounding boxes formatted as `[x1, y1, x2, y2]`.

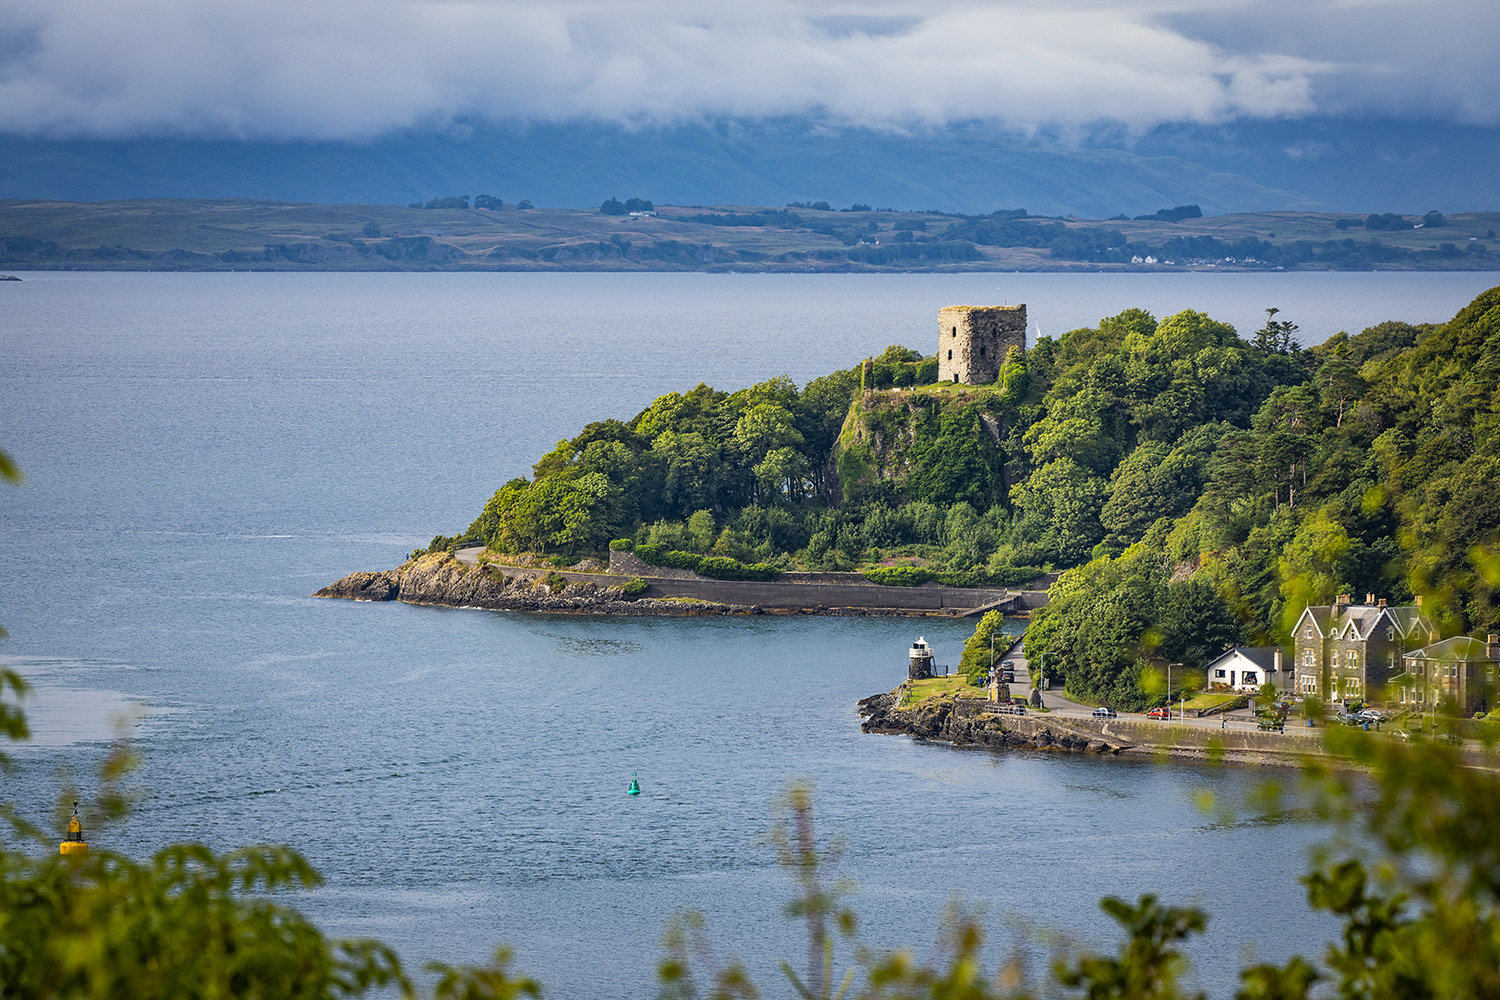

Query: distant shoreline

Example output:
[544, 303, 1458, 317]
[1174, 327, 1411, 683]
[5, 198, 1498, 274]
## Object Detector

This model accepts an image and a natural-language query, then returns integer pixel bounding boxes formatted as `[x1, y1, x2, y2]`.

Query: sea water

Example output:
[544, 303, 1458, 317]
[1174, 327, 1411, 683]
[2, 270, 1496, 996]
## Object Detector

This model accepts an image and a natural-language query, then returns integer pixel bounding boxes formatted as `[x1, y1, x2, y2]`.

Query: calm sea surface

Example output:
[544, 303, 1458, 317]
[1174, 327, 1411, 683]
[2, 271, 1496, 996]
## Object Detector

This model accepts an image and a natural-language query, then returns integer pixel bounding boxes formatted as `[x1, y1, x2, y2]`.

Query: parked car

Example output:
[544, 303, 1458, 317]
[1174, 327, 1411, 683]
[1092, 706, 1117, 718]
[1257, 715, 1286, 732]
[1147, 706, 1172, 720]
[1357, 709, 1386, 723]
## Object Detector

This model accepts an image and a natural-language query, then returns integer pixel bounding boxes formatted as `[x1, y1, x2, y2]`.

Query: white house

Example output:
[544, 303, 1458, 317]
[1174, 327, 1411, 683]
[1204, 647, 1289, 693]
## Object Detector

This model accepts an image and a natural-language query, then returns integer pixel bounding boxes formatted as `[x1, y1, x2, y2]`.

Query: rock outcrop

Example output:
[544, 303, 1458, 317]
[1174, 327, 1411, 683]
[315, 552, 759, 616]
[857, 691, 1122, 754]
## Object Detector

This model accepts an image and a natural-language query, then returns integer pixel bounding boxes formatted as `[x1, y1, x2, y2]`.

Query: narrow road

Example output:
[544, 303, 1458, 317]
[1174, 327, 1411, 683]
[1002, 642, 1308, 734]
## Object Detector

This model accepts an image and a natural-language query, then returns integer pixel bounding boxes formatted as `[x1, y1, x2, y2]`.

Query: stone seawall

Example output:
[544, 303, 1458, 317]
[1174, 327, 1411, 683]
[606, 548, 1044, 614]
[858, 691, 1325, 765]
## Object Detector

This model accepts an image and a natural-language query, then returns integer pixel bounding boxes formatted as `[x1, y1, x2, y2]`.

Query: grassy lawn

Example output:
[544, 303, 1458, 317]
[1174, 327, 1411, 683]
[1180, 692, 1243, 712]
[900, 674, 987, 708]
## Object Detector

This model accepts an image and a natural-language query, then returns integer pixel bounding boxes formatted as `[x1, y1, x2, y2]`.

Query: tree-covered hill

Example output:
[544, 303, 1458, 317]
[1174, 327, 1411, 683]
[426, 285, 1500, 707]
[1027, 286, 1500, 708]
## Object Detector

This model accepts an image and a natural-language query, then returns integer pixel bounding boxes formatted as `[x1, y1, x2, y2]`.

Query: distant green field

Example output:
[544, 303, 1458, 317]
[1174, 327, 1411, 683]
[1, 198, 1497, 272]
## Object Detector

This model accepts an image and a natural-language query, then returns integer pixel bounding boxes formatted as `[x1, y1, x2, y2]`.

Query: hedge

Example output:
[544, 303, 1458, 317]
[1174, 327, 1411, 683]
[695, 556, 781, 582]
[632, 544, 702, 571]
[609, 538, 635, 551]
[862, 566, 934, 587]
[937, 566, 1045, 588]
[631, 545, 780, 581]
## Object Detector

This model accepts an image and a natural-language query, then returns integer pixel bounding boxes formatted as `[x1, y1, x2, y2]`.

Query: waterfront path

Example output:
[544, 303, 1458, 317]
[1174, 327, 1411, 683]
[1002, 641, 1305, 735]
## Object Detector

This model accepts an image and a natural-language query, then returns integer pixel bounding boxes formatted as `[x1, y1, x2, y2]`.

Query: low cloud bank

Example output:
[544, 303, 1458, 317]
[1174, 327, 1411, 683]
[0, 0, 1492, 141]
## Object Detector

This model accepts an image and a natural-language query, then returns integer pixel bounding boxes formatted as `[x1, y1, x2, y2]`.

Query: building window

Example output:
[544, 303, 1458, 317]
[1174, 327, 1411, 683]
[1305, 625, 1314, 639]
[1215, 669, 1226, 678]
[1243, 671, 1258, 684]
[979, 346, 986, 357]
[947, 349, 952, 360]
[1386, 627, 1394, 640]
[952, 327, 957, 337]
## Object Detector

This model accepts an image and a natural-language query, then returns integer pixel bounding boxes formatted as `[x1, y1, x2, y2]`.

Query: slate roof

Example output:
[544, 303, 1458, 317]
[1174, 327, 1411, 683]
[1299, 602, 1434, 641]
[1206, 646, 1284, 673]
[1405, 636, 1499, 662]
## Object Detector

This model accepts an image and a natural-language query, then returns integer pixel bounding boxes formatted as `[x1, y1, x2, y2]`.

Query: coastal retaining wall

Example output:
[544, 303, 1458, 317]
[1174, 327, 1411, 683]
[448, 548, 1050, 614]
[605, 548, 1050, 612]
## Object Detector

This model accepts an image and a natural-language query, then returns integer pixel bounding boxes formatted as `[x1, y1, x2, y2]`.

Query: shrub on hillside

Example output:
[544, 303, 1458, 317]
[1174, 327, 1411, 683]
[633, 544, 702, 572]
[958, 610, 1008, 685]
[862, 566, 934, 586]
[695, 556, 781, 581]
[609, 538, 634, 551]
[622, 577, 648, 597]
[937, 566, 1045, 588]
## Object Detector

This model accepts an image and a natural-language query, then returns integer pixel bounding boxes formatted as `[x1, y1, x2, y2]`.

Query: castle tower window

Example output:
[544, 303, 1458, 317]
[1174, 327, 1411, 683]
[947, 349, 952, 360]
[980, 346, 986, 357]
[952, 327, 957, 337]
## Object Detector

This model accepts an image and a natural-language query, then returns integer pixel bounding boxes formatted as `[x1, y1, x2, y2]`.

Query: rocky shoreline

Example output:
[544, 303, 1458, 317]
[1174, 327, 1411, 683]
[856, 690, 1338, 767]
[857, 691, 1126, 755]
[315, 552, 760, 616]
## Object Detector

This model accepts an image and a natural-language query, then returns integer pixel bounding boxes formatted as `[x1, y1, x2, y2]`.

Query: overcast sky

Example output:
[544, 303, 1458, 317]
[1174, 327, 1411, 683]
[0, 0, 1494, 141]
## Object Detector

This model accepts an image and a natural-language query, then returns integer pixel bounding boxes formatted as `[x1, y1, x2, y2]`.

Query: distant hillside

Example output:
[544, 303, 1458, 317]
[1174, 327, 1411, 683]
[2, 198, 1496, 273]
[2, 118, 1496, 218]
[0, 120, 1322, 218]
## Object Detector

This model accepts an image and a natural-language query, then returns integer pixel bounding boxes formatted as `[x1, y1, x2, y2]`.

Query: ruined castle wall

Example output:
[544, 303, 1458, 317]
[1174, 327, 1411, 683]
[937, 305, 1026, 385]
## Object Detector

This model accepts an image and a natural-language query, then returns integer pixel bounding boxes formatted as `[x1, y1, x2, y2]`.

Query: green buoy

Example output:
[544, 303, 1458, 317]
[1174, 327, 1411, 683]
[628, 772, 640, 796]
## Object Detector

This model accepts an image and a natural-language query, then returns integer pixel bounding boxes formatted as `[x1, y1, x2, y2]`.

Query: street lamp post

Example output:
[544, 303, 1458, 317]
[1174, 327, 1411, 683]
[1169, 662, 1183, 719]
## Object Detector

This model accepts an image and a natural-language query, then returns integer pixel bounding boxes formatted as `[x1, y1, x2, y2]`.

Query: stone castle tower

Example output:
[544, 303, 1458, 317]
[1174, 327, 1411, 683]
[937, 305, 1026, 385]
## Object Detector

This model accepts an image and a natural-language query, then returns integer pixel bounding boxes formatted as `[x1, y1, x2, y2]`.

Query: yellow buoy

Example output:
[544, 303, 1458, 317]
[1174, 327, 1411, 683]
[59, 801, 87, 856]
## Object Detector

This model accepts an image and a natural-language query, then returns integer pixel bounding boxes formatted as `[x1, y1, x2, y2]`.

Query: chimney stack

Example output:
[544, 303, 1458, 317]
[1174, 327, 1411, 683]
[1366, 592, 1375, 605]
[1416, 595, 1423, 606]
[1488, 634, 1498, 660]
[1337, 594, 1350, 606]
[1378, 598, 1386, 608]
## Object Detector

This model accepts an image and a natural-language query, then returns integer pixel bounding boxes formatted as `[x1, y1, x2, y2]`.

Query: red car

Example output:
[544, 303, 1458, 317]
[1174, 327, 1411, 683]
[1147, 706, 1173, 720]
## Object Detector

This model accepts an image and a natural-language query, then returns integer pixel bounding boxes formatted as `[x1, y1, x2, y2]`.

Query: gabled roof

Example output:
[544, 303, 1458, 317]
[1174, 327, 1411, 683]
[1405, 636, 1498, 662]
[1205, 646, 1284, 673]
[1295, 605, 1335, 636]
[1300, 602, 1434, 642]
[1338, 606, 1382, 639]
[1385, 606, 1436, 639]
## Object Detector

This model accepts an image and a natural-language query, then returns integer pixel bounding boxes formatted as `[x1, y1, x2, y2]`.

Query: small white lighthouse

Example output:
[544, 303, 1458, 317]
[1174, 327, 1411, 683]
[909, 636, 934, 680]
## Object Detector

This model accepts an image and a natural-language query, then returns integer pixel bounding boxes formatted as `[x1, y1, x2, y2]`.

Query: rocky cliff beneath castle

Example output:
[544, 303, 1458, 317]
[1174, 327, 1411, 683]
[832, 387, 1014, 504]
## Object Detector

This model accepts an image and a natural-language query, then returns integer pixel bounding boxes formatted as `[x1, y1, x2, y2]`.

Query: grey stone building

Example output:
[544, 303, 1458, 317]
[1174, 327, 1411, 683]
[1291, 595, 1437, 705]
[937, 305, 1026, 385]
[1395, 635, 1499, 714]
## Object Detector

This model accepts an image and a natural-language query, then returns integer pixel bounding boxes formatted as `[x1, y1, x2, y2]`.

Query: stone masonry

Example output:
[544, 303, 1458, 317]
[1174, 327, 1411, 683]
[937, 305, 1026, 385]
